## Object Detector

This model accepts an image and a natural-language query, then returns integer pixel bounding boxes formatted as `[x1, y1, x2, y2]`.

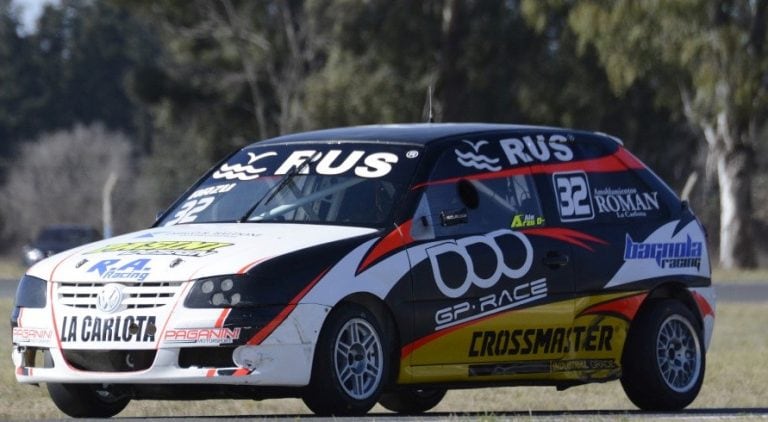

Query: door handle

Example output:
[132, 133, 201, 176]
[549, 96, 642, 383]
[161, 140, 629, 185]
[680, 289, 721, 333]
[543, 251, 569, 269]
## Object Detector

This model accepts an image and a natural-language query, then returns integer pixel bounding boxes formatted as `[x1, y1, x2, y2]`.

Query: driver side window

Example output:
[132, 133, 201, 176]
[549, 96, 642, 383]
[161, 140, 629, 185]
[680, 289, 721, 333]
[412, 145, 544, 240]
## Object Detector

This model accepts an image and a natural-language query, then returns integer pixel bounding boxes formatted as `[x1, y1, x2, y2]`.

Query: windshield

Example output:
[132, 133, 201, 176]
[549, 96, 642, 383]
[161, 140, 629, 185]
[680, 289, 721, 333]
[159, 142, 422, 228]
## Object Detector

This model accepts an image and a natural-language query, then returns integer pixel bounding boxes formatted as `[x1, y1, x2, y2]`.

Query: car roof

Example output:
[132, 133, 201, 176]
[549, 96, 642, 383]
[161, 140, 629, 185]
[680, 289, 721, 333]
[253, 123, 617, 147]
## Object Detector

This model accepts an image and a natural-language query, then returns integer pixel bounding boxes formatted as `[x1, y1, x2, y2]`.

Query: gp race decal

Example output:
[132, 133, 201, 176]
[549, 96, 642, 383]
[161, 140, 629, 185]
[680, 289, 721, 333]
[87, 241, 233, 257]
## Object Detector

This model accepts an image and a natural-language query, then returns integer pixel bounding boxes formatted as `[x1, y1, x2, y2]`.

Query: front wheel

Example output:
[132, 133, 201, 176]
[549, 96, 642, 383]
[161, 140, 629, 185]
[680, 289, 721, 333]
[47, 383, 130, 418]
[621, 299, 705, 410]
[302, 304, 389, 416]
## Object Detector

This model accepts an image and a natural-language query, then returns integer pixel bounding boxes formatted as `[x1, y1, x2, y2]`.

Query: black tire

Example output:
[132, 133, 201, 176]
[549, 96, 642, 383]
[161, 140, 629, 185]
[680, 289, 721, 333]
[47, 383, 130, 418]
[379, 388, 446, 414]
[302, 303, 390, 416]
[621, 299, 705, 410]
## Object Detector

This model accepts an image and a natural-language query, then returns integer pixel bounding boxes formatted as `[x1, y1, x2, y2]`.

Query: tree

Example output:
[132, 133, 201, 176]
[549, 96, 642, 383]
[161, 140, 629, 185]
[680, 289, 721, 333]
[0, 123, 144, 245]
[0, 0, 45, 159]
[524, 0, 768, 268]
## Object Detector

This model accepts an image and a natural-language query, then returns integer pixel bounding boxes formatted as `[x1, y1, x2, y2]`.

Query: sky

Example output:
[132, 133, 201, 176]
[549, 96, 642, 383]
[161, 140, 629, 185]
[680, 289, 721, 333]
[13, 0, 58, 33]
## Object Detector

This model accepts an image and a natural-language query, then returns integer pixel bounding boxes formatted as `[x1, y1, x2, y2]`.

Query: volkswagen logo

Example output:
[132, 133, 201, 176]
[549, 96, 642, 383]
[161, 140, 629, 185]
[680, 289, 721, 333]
[96, 283, 124, 313]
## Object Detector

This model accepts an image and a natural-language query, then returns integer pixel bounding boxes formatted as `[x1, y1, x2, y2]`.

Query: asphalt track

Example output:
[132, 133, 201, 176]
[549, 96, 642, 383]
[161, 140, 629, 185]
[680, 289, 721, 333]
[3, 279, 766, 420]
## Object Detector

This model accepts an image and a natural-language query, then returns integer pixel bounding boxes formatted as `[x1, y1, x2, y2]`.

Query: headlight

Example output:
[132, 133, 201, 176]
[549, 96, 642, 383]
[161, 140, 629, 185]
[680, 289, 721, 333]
[14, 275, 47, 308]
[185, 275, 251, 308]
[12, 275, 47, 328]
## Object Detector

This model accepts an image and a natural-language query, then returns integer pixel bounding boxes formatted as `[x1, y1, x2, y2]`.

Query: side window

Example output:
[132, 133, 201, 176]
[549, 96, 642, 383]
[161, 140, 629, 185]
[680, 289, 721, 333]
[413, 146, 545, 239]
[549, 141, 670, 225]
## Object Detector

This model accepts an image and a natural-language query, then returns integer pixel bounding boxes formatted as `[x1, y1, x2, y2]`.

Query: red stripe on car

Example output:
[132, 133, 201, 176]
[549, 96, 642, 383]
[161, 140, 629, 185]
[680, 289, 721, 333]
[245, 267, 329, 345]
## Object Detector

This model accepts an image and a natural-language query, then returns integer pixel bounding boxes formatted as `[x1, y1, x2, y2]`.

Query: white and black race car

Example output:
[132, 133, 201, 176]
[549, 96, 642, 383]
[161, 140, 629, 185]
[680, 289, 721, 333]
[12, 124, 715, 417]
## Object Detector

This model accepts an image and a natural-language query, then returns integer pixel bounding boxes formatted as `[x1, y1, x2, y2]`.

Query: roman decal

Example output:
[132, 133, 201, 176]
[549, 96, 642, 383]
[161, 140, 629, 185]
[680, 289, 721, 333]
[594, 187, 660, 219]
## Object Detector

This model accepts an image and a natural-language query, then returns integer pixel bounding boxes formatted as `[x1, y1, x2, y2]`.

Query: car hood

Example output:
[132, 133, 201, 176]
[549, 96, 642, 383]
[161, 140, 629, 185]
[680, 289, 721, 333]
[26, 223, 378, 283]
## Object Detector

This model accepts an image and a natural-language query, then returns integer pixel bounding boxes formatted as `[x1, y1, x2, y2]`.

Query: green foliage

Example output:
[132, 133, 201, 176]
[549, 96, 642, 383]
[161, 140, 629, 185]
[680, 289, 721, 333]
[0, 0, 158, 161]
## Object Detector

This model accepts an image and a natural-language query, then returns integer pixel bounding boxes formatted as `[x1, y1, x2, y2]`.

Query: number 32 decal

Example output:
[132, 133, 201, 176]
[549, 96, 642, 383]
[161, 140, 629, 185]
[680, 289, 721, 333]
[164, 197, 215, 226]
[553, 171, 594, 222]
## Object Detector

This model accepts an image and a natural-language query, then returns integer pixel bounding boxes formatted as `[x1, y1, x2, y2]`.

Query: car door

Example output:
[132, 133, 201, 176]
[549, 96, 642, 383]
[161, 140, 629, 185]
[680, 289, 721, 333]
[403, 136, 575, 382]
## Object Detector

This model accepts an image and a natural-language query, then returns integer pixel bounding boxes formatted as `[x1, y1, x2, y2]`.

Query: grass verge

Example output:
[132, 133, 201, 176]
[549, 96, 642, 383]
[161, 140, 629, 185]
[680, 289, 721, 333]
[1, 299, 766, 419]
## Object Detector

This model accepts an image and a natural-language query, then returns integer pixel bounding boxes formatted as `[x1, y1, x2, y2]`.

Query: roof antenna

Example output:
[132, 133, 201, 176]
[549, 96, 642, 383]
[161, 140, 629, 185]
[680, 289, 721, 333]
[427, 85, 435, 123]
[424, 85, 435, 123]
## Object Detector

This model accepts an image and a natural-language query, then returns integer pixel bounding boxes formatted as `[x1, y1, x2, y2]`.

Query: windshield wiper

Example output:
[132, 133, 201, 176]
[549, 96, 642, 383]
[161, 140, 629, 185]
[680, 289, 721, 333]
[238, 152, 320, 222]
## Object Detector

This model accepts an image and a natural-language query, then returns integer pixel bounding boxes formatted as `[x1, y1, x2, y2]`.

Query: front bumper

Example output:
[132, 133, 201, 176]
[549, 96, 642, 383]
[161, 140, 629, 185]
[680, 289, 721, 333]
[12, 302, 330, 387]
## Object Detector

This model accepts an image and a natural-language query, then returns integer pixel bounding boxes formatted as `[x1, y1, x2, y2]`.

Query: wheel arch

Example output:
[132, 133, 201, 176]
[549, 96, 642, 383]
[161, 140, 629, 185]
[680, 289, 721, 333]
[622, 281, 705, 365]
[641, 281, 703, 328]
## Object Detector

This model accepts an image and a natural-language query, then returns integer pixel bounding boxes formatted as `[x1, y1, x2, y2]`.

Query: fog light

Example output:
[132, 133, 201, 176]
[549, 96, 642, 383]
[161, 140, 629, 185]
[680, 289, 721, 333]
[233, 346, 263, 370]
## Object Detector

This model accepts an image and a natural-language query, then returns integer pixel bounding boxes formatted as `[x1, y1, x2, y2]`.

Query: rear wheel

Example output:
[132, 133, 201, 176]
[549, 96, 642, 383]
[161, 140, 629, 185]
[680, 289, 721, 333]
[379, 388, 446, 414]
[621, 299, 705, 410]
[47, 383, 130, 418]
[303, 303, 389, 416]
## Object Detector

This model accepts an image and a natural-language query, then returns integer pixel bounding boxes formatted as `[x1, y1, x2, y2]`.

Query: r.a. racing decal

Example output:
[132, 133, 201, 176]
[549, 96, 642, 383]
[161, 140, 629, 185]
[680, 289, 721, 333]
[87, 258, 152, 281]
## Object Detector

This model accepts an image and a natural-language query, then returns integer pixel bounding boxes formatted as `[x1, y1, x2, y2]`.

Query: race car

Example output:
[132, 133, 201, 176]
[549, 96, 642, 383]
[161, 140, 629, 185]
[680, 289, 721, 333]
[11, 123, 715, 417]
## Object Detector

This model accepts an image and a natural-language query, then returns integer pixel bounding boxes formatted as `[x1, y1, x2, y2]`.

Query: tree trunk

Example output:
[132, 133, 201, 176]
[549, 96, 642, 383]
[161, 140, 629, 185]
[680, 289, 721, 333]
[715, 144, 757, 268]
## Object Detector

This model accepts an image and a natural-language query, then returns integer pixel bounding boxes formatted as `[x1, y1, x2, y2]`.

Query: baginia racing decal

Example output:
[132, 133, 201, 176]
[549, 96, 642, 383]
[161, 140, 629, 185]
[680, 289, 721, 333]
[605, 220, 710, 288]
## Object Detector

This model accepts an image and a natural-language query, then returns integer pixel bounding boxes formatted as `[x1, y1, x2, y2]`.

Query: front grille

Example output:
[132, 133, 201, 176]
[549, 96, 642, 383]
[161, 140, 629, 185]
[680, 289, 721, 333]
[57, 281, 183, 309]
[63, 349, 156, 372]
